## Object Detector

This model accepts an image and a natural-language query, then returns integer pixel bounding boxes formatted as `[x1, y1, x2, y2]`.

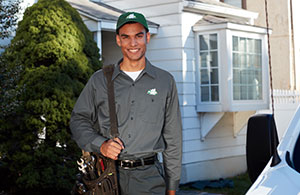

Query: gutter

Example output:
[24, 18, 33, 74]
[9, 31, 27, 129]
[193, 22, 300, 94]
[183, 0, 258, 25]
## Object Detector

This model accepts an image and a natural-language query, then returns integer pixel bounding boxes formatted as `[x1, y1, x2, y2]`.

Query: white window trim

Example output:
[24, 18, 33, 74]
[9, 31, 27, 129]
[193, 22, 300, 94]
[195, 23, 269, 112]
[227, 30, 269, 111]
[195, 31, 223, 112]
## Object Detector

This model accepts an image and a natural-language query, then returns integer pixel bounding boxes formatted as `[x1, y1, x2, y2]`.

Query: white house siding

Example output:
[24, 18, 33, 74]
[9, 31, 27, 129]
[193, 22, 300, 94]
[180, 11, 249, 183]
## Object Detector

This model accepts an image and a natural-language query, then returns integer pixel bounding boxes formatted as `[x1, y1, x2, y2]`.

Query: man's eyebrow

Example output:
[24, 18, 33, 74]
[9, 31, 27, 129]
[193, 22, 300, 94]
[120, 31, 144, 37]
[136, 32, 144, 36]
[120, 34, 129, 37]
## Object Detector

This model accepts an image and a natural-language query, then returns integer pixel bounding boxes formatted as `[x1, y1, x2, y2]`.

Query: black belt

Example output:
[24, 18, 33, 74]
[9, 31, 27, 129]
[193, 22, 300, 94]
[117, 155, 156, 169]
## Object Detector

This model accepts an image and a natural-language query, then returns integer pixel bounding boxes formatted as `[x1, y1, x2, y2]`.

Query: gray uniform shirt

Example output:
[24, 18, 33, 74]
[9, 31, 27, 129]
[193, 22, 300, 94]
[70, 59, 182, 190]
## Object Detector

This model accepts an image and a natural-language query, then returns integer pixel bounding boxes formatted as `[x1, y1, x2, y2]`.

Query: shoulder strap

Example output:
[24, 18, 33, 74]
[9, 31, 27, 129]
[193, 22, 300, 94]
[103, 65, 119, 138]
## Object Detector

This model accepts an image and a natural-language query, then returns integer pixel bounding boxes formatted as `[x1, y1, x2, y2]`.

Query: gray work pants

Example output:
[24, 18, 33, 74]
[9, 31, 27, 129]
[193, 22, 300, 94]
[117, 161, 166, 195]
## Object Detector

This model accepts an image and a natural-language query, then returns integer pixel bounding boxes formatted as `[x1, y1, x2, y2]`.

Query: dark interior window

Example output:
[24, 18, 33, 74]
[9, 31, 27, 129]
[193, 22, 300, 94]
[220, 0, 247, 9]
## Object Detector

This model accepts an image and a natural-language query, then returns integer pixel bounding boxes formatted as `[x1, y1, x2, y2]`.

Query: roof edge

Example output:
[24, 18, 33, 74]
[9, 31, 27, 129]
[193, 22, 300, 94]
[183, 0, 258, 25]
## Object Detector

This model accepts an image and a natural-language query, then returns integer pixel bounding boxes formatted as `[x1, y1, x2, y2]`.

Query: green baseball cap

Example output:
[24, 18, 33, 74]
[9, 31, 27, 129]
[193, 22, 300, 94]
[116, 12, 149, 33]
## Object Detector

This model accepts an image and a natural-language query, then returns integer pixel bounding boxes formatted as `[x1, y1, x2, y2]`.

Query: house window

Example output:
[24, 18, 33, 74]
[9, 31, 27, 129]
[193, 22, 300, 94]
[232, 36, 262, 100]
[199, 34, 219, 102]
[194, 23, 269, 112]
[220, 0, 247, 9]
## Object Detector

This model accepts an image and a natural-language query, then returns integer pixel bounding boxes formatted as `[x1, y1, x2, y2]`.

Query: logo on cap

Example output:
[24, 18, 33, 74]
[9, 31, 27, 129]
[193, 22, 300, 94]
[126, 13, 136, 19]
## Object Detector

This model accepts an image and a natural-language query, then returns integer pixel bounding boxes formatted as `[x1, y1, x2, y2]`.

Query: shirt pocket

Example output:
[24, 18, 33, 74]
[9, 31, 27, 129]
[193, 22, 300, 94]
[139, 95, 165, 124]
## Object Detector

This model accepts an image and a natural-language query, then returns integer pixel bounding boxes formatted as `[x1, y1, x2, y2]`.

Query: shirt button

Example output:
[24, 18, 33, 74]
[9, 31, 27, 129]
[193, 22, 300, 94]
[131, 100, 135, 104]
[131, 117, 133, 120]
[132, 83, 135, 87]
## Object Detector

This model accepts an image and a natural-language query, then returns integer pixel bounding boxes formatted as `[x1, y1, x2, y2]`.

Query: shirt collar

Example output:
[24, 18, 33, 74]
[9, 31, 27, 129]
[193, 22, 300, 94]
[111, 58, 156, 80]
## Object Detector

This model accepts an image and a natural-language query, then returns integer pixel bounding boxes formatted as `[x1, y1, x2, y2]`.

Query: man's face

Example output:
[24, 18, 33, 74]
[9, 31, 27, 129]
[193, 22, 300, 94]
[116, 23, 150, 63]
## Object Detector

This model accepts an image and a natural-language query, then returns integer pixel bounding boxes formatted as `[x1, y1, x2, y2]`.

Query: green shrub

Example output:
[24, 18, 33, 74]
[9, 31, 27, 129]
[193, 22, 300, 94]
[0, 0, 101, 193]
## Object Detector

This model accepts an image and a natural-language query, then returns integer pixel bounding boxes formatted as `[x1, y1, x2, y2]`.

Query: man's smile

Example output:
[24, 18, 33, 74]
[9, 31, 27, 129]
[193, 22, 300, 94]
[128, 48, 139, 53]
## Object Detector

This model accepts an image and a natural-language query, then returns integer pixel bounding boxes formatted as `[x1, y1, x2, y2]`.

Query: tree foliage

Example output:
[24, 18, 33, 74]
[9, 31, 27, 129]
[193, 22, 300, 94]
[0, 0, 22, 40]
[0, 0, 101, 193]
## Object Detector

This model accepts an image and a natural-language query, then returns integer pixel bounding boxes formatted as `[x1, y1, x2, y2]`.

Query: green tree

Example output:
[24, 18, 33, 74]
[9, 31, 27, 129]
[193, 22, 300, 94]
[0, 0, 101, 193]
[0, 0, 22, 40]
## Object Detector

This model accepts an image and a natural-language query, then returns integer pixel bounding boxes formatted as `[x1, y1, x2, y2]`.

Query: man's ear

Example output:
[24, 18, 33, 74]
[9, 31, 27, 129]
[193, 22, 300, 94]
[146, 32, 150, 44]
[116, 35, 121, 47]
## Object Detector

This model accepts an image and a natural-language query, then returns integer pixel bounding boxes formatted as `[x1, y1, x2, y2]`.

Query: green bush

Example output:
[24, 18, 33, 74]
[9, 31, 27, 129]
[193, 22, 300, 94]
[0, 0, 101, 193]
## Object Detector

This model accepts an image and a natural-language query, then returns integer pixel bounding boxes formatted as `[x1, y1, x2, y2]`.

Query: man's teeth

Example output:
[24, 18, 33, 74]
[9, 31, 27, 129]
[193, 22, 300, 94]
[129, 49, 138, 53]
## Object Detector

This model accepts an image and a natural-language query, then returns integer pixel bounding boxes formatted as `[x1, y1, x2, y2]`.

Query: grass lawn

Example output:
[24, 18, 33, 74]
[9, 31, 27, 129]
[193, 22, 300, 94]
[179, 172, 252, 195]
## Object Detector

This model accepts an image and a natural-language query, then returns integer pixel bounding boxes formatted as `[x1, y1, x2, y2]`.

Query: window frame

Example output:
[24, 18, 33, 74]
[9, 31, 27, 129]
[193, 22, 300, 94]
[195, 23, 269, 112]
[220, 0, 247, 9]
[227, 30, 269, 111]
[195, 31, 223, 112]
[199, 33, 220, 102]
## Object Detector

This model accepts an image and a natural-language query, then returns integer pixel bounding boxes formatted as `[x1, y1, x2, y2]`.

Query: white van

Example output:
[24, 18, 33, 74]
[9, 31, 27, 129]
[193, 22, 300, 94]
[246, 105, 300, 194]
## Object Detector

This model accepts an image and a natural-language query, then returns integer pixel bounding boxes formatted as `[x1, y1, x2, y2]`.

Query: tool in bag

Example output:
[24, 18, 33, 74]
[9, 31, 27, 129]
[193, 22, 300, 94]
[72, 65, 119, 195]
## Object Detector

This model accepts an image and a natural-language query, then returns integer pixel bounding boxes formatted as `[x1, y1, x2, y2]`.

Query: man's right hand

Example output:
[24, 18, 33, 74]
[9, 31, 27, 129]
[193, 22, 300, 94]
[100, 137, 124, 160]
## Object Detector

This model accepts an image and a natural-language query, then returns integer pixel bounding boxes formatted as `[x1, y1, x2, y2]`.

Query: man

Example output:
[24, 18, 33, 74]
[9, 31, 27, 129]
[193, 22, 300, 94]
[70, 12, 182, 195]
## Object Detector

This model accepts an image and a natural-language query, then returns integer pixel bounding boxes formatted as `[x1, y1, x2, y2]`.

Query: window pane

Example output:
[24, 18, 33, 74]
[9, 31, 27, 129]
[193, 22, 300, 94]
[211, 69, 219, 84]
[248, 38, 254, 53]
[224, 0, 242, 8]
[249, 54, 254, 67]
[241, 54, 246, 67]
[210, 34, 218, 49]
[210, 51, 218, 67]
[233, 69, 240, 84]
[199, 33, 219, 103]
[254, 70, 262, 83]
[248, 86, 254, 100]
[233, 86, 240, 100]
[233, 53, 239, 67]
[200, 35, 209, 51]
[257, 86, 262, 99]
[251, 85, 262, 100]
[248, 69, 255, 85]
[200, 52, 208, 67]
[241, 70, 247, 84]
[254, 54, 261, 68]
[233, 36, 239, 51]
[201, 86, 209, 101]
[240, 37, 246, 52]
[232, 36, 263, 101]
[255, 39, 262, 53]
[241, 86, 247, 100]
[201, 69, 209, 84]
[211, 86, 219, 101]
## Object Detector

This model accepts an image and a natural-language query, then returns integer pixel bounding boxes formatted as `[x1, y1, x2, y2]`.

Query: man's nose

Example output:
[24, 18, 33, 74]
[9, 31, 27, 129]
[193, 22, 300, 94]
[130, 38, 137, 46]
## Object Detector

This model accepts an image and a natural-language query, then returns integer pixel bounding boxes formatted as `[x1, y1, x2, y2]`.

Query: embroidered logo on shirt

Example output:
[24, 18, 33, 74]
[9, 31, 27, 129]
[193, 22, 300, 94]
[126, 13, 136, 19]
[147, 88, 158, 96]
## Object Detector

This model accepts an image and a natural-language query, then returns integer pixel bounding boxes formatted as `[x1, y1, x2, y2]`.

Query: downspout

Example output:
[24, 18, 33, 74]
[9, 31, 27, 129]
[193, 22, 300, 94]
[290, 0, 296, 90]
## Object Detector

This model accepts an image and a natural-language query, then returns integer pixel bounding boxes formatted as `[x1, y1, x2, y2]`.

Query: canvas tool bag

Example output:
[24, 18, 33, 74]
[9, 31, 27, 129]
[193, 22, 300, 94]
[73, 65, 119, 195]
